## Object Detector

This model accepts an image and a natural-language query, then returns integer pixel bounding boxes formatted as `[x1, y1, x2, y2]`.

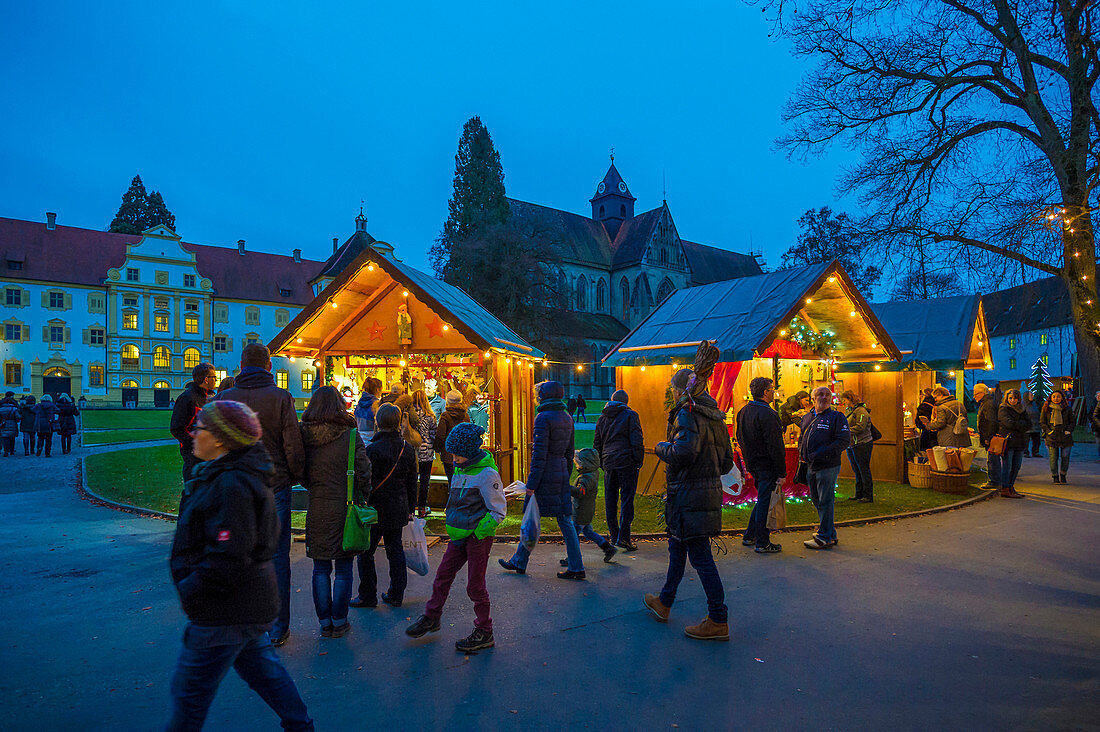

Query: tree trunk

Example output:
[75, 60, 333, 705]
[1062, 201, 1100, 400]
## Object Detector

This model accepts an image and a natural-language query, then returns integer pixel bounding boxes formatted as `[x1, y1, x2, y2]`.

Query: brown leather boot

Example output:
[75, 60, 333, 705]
[643, 594, 670, 623]
[685, 617, 730, 641]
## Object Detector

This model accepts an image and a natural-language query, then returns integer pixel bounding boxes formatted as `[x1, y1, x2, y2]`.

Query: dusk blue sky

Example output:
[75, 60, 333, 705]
[0, 1, 855, 275]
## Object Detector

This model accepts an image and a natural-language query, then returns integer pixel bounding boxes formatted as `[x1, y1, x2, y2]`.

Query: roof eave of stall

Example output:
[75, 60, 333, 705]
[268, 244, 544, 359]
[601, 261, 902, 368]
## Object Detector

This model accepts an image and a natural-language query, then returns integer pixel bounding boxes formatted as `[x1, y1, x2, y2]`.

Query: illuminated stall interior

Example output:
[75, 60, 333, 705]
[268, 243, 545, 487]
[602, 261, 902, 493]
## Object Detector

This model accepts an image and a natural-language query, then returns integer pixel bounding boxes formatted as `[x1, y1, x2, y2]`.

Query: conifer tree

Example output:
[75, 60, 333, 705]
[108, 175, 176, 234]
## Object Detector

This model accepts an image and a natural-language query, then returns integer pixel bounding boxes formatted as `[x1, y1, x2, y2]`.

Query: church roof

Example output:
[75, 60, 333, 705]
[544, 311, 630, 343]
[609, 207, 664, 268]
[590, 162, 635, 203]
[505, 198, 613, 267]
[681, 240, 763, 284]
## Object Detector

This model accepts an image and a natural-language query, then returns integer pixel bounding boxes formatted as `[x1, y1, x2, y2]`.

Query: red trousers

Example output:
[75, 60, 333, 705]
[425, 536, 493, 632]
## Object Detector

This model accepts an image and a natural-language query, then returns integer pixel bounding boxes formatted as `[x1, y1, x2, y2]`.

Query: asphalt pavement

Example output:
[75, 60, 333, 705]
[0, 446, 1097, 731]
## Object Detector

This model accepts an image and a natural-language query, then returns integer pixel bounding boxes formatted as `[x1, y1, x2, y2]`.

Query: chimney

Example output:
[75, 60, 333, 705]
[332, 237, 338, 254]
[237, 239, 246, 255]
[46, 212, 57, 230]
[292, 248, 302, 263]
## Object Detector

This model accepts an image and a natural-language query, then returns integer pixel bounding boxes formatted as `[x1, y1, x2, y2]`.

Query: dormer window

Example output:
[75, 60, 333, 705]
[7, 260, 21, 270]
[279, 288, 291, 298]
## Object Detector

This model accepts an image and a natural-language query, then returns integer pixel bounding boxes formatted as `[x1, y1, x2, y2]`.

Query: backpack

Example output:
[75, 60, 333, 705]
[950, 407, 968, 436]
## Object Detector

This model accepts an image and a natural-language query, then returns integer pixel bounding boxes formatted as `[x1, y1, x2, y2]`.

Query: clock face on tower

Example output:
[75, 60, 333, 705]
[597, 182, 606, 194]
[618, 181, 627, 193]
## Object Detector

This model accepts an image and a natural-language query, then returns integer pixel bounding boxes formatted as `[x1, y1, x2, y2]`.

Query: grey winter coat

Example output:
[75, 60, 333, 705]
[33, 400, 58, 433]
[0, 399, 19, 438]
[301, 421, 372, 560]
[926, 396, 970, 448]
[571, 448, 601, 526]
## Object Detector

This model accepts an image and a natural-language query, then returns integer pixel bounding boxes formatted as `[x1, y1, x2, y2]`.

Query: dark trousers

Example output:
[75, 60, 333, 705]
[22, 431, 35, 455]
[576, 407, 586, 423]
[60, 433, 73, 454]
[605, 467, 639, 545]
[270, 487, 292, 639]
[848, 442, 874, 500]
[356, 524, 407, 603]
[425, 536, 493, 632]
[444, 461, 455, 486]
[745, 468, 779, 548]
[168, 624, 313, 732]
[181, 452, 201, 483]
[1, 435, 14, 456]
[417, 460, 433, 510]
[36, 431, 52, 456]
[659, 536, 727, 623]
[1028, 433, 1042, 456]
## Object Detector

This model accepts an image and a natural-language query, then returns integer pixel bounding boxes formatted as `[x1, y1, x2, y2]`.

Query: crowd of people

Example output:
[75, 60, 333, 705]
[0, 391, 80, 457]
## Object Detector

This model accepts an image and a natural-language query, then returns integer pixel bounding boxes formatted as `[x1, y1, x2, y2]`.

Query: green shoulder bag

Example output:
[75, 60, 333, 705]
[342, 429, 377, 552]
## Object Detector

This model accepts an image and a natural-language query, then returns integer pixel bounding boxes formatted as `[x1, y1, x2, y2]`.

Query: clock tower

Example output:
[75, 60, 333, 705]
[590, 159, 636, 238]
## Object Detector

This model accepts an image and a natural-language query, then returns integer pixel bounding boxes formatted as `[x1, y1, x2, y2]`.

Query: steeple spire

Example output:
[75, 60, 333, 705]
[590, 158, 636, 236]
[355, 201, 367, 233]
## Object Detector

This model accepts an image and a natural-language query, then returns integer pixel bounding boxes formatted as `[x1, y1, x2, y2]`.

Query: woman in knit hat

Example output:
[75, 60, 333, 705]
[433, 390, 471, 488]
[168, 400, 314, 729]
[499, 380, 586, 580]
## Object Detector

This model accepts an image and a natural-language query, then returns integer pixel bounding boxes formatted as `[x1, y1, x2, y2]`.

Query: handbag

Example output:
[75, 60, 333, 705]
[342, 429, 378, 552]
[987, 434, 1007, 456]
[793, 461, 808, 485]
[869, 422, 882, 442]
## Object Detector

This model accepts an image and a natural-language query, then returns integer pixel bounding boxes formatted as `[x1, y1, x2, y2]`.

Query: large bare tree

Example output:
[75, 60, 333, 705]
[769, 0, 1100, 391]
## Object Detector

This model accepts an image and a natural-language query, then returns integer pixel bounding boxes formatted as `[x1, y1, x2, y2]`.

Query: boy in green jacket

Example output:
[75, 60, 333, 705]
[406, 422, 506, 652]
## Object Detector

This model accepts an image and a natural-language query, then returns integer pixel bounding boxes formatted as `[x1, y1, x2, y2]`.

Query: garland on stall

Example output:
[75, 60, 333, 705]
[786, 317, 838, 357]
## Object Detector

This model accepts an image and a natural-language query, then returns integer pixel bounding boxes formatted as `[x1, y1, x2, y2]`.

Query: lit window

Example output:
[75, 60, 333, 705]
[1009, 358, 1016, 369]
[184, 315, 199, 334]
[215, 369, 227, 382]
[154, 314, 169, 332]
[1040, 333, 1049, 345]
[49, 291, 65, 308]
[183, 274, 196, 288]
[154, 380, 171, 390]
[154, 347, 170, 370]
[4, 362, 22, 385]
[121, 344, 140, 368]
[49, 325, 64, 344]
[5, 288, 22, 306]
[245, 306, 260, 325]
[89, 364, 104, 386]
[1041, 354, 1049, 365]
[90, 328, 105, 345]
[184, 348, 201, 370]
[121, 379, 138, 389]
[301, 370, 315, 391]
[126, 268, 139, 282]
[1008, 337, 1016, 350]
[123, 312, 138, 330]
[276, 370, 288, 389]
[4, 324, 20, 340]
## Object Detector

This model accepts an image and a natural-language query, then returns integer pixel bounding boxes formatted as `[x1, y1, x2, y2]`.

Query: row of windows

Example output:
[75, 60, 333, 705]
[120, 344, 203, 370]
[1007, 354, 1050, 370]
[3, 359, 314, 392]
[2, 362, 105, 387]
[1007, 333, 1050, 350]
[125, 268, 197, 289]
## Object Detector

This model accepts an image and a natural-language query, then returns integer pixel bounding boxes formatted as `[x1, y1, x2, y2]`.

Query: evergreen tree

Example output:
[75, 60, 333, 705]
[782, 206, 881, 296]
[108, 175, 176, 234]
[1028, 358, 1055, 403]
[430, 116, 509, 277]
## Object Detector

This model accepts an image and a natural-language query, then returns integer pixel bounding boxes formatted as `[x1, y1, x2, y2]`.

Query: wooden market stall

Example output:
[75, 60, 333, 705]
[268, 244, 545, 486]
[601, 261, 902, 495]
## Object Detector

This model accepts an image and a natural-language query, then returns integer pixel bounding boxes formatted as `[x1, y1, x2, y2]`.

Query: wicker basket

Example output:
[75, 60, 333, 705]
[908, 461, 931, 489]
[930, 470, 969, 495]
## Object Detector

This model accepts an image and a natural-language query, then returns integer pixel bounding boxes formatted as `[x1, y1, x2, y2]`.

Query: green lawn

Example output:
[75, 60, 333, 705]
[82, 410, 171, 430]
[85, 445, 183, 514]
[83, 429, 174, 445]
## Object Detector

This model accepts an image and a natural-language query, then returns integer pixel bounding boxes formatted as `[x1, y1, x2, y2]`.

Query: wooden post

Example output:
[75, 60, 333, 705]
[956, 368, 965, 401]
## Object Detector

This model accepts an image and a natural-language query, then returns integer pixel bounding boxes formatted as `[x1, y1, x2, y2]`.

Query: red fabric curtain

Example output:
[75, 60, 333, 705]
[709, 361, 743, 413]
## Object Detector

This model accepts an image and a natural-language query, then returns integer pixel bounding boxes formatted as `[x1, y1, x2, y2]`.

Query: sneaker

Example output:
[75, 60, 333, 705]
[270, 630, 290, 647]
[349, 596, 377, 608]
[803, 536, 831, 550]
[381, 592, 402, 608]
[684, 617, 730, 641]
[559, 558, 569, 567]
[643, 593, 671, 622]
[557, 569, 586, 580]
[603, 544, 618, 563]
[858, 497, 873, 503]
[330, 622, 351, 638]
[847, 496, 861, 501]
[741, 537, 755, 547]
[320, 625, 333, 638]
[616, 540, 638, 552]
[754, 543, 782, 554]
[405, 614, 441, 638]
[455, 628, 494, 653]
[498, 558, 525, 574]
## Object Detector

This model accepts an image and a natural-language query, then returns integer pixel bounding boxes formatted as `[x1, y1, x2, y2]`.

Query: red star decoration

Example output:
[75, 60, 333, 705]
[426, 315, 447, 338]
[368, 320, 386, 341]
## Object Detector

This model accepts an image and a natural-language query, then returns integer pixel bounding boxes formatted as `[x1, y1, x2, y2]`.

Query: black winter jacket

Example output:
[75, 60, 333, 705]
[170, 382, 213, 457]
[779, 391, 810, 430]
[56, 400, 79, 436]
[217, 368, 304, 491]
[433, 405, 470, 465]
[526, 401, 575, 519]
[798, 408, 851, 470]
[0, 399, 19, 438]
[976, 394, 1000, 447]
[1091, 400, 1100, 435]
[593, 401, 644, 471]
[997, 405, 1032, 450]
[656, 393, 734, 541]
[33, 400, 58, 433]
[1039, 404, 1074, 448]
[365, 431, 417, 531]
[301, 421, 372, 560]
[170, 444, 279, 626]
[19, 400, 37, 433]
[735, 399, 786, 477]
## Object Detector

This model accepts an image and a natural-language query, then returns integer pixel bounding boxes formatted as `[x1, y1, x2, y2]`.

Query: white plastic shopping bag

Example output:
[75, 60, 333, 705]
[403, 517, 430, 576]
[503, 480, 526, 500]
[520, 496, 541, 551]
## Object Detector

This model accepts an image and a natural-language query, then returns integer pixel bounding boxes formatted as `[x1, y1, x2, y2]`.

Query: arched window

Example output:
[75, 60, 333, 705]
[632, 274, 652, 309]
[121, 344, 140, 368]
[44, 366, 70, 378]
[620, 204, 626, 217]
[596, 278, 607, 312]
[620, 277, 630, 318]
[659, 248, 668, 266]
[657, 277, 675, 304]
[575, 275, 587, 311]
[184, 347, 201, 370]
[599, 205, 605, 218]
[121, 379, 139, 388]
[591, 343, 603, 384]
[153, 380, 171, 390]
[153, 346, 170, 370]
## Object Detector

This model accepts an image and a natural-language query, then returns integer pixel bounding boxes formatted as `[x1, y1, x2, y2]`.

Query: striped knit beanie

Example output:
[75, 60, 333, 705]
[198, 400, 262, 450]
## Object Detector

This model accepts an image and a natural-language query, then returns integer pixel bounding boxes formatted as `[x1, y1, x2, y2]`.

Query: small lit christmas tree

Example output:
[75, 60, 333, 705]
[1028, 357, 1054, 402]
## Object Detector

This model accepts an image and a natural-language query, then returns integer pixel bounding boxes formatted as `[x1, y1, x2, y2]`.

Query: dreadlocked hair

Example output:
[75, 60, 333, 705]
[692, 340, 719, 395]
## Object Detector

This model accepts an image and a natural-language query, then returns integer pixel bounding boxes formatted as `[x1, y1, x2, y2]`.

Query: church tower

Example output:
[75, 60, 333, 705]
[590, 157, 636, 238]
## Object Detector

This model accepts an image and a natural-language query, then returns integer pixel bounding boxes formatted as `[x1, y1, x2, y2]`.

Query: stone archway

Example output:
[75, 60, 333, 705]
[31, 355, 83, 400]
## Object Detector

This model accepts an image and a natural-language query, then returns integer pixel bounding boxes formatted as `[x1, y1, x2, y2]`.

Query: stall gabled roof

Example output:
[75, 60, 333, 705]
[268, 244, 544, 359]
[837, 295, 992, 372]
[602, 261, 901, 367]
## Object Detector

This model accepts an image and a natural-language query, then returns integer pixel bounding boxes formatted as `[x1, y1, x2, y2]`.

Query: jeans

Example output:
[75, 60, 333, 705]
[60, 433, 73, 454]
[270, 487, 292, 640]
[659, 536, 727, 623]
[1028, 433, 1041, 456]
[312, 558, 353, 627]
[417, 460, 433, 510]
[576, 408, 586, 423]
[986, 450, 1003, 487]
[745, 469, 779, 548]
[426, 536, 493, 632]
[1, 435, 14, 456]
[605, 468, 639, 545]
[356, 524, 406, 603]
[1048, 445, 1072, 476]
[807, 465, 841, 544]
[577, 523, 610, 547]
[1000, 449, 1025, 489]
[510, 512, 584, 572]
[36, 431, 52, 456]
[22, 431, 35, 455]
[168, 623, 313, 732]
[847, 442, 874, 500]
